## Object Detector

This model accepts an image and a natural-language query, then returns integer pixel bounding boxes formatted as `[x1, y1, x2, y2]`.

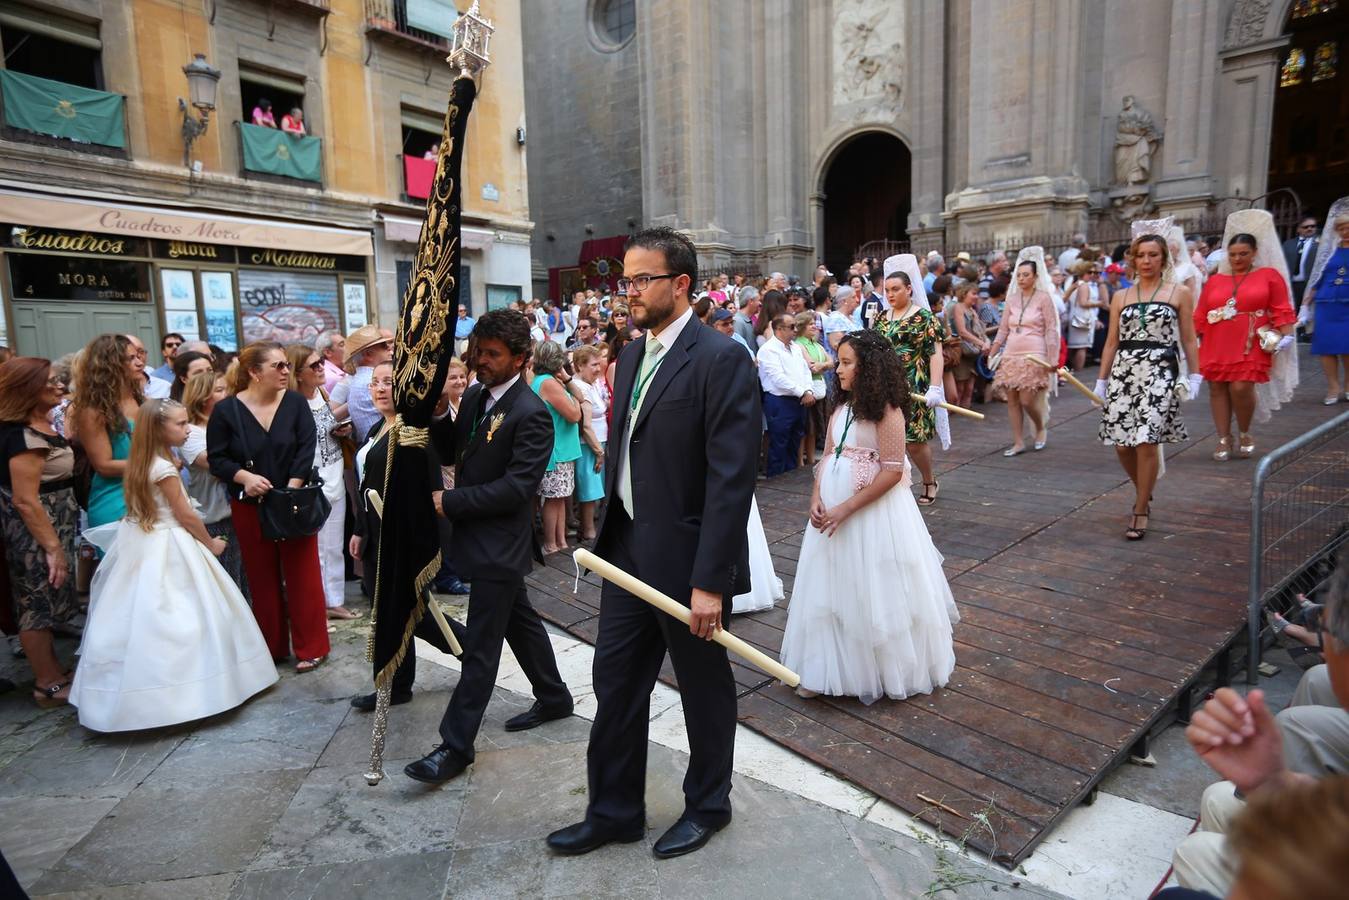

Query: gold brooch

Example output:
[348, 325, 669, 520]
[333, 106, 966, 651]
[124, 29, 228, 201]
[485, 412, 505, 443]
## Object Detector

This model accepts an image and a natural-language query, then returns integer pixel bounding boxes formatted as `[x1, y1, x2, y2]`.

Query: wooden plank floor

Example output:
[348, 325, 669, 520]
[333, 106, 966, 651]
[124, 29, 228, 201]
[525, 354, 1341, 866]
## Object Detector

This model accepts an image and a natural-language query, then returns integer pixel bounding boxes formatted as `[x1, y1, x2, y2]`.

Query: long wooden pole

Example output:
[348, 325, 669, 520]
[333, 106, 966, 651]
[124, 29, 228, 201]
[1025, 354, 1103, 407]
[910, 393, 985, 420]
[574, 548, 800, 687]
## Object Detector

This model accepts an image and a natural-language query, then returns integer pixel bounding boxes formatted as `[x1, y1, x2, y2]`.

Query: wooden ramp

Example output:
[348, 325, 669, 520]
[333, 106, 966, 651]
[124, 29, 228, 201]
[524, 361, 1337, 866]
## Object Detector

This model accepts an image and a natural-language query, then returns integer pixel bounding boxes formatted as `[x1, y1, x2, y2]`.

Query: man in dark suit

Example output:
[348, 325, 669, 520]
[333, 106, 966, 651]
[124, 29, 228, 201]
[402, 309, 574, 784]
[547, 227, 761, 859]
[1285, 216, 1320, 312]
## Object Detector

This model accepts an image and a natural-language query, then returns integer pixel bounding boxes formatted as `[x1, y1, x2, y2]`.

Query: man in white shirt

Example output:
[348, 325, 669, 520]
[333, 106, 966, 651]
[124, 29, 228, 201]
[1058, 233, 1087, 273]
[757, 313, 816, 476]
[125, 334, 172, 398]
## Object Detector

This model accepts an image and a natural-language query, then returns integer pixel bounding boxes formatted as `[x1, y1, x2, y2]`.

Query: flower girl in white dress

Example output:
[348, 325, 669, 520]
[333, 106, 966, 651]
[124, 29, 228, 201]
[780, 331, 959, 703]
[70, 399, 277, 732]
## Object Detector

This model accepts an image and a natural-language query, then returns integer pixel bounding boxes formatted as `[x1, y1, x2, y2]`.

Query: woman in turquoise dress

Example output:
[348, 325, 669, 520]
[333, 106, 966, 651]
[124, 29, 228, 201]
[530, 341, 583, 554]
[1302, 198, 1349, 405]
[72, 335, 144, 527]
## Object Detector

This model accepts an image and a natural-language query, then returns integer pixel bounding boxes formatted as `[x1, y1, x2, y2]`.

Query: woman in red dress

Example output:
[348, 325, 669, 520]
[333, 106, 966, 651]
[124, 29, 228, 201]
[1193, 232, 1295, 460]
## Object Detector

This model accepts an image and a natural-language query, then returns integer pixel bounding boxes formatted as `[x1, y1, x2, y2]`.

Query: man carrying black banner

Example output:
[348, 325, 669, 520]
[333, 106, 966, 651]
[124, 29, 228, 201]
[401, 309, 573, 784]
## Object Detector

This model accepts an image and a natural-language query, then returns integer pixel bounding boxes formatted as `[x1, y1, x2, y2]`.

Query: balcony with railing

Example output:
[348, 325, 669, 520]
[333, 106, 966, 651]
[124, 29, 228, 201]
[276, 0, 331, 13]
[237, 122, 323, 185]
[364, 0, 457, 51]
[0, 69, 128, 157]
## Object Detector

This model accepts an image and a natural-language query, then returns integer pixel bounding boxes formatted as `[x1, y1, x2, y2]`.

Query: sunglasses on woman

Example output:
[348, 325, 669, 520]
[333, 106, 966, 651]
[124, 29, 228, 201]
[307, 361, 324, 372]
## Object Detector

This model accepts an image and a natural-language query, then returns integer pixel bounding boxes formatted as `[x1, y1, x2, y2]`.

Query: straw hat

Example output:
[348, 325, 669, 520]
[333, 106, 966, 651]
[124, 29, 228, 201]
[345, 324, 391, 361]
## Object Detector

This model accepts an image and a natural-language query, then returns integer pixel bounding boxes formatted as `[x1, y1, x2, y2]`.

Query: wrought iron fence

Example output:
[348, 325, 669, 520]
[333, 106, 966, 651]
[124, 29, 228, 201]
[857, 196, 1305, 268]
[364, 0, 449, 48]
[1247, 409, 1349, 682]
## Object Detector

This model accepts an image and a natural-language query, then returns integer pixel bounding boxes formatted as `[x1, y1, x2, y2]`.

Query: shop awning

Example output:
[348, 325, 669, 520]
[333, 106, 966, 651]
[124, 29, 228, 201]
[0, 189, 373, 256]
[380, 213, 494, 250]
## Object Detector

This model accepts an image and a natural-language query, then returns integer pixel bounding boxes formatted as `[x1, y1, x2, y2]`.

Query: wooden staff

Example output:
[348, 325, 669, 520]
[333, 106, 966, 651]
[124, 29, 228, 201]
[1024, 354, 1103, 407]
[910, 393, 985, 421]
[574, 548, 800, 687]
[366, 489, 463, 657]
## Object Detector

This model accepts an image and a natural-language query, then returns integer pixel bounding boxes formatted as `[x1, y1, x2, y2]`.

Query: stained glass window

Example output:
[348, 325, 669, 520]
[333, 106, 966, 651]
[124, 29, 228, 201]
[1281, 47, 1307, 87]
[1313, 41, 1338, 80]
[1292, 0, 1338, 19]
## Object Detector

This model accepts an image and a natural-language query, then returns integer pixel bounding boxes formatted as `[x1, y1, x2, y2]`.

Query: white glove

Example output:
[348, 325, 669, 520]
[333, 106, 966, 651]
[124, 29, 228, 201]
[1297, 304, 1312, 328]
[1186, 373, 1204, 401]
[1094, 379, 1108, 402]
[924, 385, 945, 409]
[1276, 334, 1296, 353]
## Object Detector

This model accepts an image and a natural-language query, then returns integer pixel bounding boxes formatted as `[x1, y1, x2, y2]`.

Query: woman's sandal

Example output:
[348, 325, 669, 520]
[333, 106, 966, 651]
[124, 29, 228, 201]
[1125, 509, 1149, 541]
[1212, 436, 1232, 461]
[295, 656, 327, 674]
[917, 481, 940, 506]
[32, 680, 71, 708]
[1237, 433, 1255, 459]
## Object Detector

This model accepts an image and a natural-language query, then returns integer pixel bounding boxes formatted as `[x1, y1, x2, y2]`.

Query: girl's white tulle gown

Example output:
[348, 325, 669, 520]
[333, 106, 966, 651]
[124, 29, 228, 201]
[732, 497, 783, 614]
[70, 458, 277, 732]
[780, 404, 959, 703]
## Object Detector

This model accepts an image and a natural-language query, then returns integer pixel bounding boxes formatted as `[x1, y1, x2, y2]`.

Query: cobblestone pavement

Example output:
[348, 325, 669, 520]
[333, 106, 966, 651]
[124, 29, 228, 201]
[0, 592, 1062, 900]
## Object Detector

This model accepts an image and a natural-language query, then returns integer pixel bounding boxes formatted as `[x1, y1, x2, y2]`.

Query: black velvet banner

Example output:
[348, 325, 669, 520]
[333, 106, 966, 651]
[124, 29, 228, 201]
[370, 74, 477, 686]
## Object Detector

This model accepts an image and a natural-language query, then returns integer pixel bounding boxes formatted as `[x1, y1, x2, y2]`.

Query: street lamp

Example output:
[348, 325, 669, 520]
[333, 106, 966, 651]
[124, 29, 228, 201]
[178, 53, 221, 168]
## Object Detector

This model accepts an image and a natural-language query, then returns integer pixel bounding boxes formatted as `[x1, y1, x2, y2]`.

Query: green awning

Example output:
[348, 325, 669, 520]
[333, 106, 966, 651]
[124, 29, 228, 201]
[239, 122, 322, 183]
[0, 69, 124, 148]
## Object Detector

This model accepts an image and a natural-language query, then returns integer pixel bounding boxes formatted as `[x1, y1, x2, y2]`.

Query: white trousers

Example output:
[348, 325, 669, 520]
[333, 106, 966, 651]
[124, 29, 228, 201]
[317, 490, 347, 609]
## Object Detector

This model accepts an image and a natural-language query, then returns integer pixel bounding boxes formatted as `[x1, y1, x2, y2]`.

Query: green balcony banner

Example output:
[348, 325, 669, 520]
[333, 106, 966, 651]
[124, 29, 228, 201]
[240, 123, 321, 183]
[0, 70, 125, 148]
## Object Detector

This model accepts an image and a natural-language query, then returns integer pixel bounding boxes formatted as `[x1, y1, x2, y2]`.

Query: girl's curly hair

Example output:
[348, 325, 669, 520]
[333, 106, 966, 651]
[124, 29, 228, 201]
[833, 330, 912, 423]
[73, 334, 143, 436]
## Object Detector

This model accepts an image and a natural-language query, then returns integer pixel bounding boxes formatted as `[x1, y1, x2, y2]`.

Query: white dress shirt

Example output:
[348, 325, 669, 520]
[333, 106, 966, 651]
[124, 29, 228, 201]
[756, 336, 814, 398]
[616, 305, 694, 517]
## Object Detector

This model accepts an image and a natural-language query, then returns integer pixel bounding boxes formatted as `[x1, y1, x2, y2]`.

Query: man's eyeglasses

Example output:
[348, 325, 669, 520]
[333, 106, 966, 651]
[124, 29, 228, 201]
[164, 341, 183, 351]
[371, 378, 395, 388]
[616, 274, 677, 294]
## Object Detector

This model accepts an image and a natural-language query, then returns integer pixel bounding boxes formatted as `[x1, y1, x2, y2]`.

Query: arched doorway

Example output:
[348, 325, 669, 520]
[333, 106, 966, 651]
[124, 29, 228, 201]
[1268, 0, 1349, 217]
[821, 132, 911, 276]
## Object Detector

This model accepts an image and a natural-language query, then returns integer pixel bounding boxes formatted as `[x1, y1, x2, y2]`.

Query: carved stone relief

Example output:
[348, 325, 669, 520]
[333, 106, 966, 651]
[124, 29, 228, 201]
[1223, 0, 1273, 49]
[833, 0, 904, 118]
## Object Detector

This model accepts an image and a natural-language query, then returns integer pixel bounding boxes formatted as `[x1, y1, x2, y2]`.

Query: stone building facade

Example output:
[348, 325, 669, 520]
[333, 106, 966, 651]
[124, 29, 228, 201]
[523, 0, 1348, 288]
[0, 0, 533, 357]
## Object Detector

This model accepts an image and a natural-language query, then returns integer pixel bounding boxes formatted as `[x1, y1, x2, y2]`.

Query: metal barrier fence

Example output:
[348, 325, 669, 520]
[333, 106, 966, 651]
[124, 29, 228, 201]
[1247, 409, 1349, 683]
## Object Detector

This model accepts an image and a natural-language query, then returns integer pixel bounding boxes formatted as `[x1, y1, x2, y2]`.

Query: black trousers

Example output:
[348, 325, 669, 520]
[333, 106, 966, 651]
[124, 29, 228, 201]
[585, 512, 737, 829]
[387, 606, 463, 696]
[436, 575, 571, 763]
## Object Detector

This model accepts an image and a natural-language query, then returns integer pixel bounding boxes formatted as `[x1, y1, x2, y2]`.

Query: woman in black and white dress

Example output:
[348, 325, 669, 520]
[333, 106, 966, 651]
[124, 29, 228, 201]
[1095, 232, 1201, 541]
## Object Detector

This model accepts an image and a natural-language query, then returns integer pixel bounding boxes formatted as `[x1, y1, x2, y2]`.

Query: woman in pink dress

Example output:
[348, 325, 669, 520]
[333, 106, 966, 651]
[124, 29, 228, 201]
[988, 248, 1061, 456]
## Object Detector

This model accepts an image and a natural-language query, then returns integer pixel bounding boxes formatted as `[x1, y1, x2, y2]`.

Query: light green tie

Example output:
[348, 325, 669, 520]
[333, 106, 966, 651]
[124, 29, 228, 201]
[619, 336, 663, 518]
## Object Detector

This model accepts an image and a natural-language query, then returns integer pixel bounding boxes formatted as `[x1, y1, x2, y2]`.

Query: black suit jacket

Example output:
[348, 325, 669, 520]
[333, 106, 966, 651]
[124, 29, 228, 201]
[1284, 236, 1318, 282]
[432, 376, 553, 580]
[596, 316, 762, 604]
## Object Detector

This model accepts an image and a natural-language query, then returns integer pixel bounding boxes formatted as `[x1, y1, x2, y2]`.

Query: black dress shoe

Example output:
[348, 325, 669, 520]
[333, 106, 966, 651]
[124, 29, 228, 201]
[504, 700, 574, 732]
[546, 819, 644, 855]
[350, 690, 413, 711]
[652, 817, 725, 859]
[403, 745, 469, 785]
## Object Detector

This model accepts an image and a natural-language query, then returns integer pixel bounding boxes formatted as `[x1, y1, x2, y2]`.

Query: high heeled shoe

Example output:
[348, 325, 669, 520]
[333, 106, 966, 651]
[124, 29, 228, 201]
[1212, 436, 1231, 461]
[1237, 433, 1255, 458]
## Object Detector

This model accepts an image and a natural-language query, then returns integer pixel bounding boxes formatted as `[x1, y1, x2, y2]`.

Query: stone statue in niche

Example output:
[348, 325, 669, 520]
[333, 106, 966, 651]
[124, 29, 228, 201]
[1113, 95, 1162, 187]
[834, 0, 903, 116]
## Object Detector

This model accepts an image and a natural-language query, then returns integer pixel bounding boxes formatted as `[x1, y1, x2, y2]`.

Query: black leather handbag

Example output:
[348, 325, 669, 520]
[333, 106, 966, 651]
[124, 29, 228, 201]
[228, 399, 332, 541]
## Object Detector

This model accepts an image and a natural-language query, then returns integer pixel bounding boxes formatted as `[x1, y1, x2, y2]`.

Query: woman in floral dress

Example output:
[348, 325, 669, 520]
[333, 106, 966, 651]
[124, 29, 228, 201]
[875, 263, 946, 505]
[1096, 233, 1201, 540]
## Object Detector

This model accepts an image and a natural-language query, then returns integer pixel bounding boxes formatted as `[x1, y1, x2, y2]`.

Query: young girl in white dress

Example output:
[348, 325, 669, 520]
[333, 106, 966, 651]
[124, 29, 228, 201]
[70, 399, 277, 732]
[780, 330, 959, 703]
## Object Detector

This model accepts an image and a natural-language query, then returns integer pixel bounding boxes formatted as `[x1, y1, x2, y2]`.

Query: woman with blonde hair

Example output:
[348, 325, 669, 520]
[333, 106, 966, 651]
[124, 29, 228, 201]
[286, 343, 356, 621]
[530, 341, 585, 554]
[181, 369, 245, 593]
[70, 399, 276, 731]
[207, 342, 329, 672]
[71, 334, 144, 527]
